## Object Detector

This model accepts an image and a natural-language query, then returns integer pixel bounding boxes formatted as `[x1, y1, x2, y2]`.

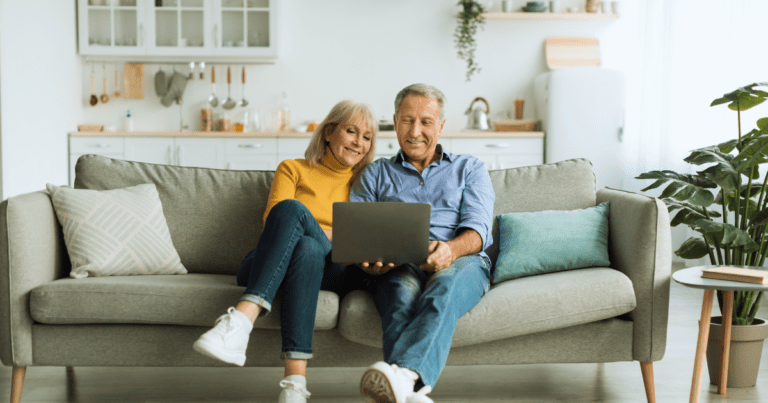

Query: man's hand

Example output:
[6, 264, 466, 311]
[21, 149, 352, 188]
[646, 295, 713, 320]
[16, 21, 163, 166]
[419, 240, 454, 272]
[358, 261, 396, 276]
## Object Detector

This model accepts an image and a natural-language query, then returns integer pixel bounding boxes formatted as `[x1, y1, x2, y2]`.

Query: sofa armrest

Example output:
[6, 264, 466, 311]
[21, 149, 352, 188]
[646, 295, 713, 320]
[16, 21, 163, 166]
[597, 188, 671, 363]
[0, 191, 68, 366]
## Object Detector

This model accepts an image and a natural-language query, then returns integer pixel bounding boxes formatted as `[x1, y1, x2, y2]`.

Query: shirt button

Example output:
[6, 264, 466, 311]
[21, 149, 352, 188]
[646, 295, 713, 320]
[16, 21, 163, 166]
[420, 182, 424, 185]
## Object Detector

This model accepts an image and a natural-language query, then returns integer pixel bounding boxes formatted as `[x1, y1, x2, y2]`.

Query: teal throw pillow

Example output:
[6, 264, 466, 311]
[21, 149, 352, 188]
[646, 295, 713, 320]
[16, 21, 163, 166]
[493, 202, 610, 284]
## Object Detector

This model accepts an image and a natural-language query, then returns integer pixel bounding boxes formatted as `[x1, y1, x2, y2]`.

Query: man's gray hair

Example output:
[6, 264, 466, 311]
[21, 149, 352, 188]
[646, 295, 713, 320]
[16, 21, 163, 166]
[394, 83, 446, 122]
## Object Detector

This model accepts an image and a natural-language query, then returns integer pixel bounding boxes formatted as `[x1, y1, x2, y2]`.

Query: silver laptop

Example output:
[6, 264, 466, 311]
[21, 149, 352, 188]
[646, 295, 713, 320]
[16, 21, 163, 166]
[332, 202, 431, 264]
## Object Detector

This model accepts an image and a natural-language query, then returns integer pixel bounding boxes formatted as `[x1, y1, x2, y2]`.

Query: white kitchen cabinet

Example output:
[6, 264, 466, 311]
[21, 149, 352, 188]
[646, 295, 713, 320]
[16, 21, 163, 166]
[175, 137, 226, 168]
[78, 0, 278, 59]
[225, 137, 277, 170]
[124, 137, 225, 168]
[69, 133, 544, 185]
[277, 137, 311, 165]
[124, 137, 175, 164]
[449, 137, 543, 170]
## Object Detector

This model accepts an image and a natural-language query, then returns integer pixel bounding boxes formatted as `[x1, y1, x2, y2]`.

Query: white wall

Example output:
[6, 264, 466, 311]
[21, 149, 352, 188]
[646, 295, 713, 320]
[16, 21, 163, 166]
[0, 0, 80, 198]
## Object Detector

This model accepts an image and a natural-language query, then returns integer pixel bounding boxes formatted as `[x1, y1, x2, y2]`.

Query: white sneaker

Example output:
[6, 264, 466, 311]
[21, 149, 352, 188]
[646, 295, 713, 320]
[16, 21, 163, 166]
[192, 307, 253, 366]
[278, 376, 311, 403]
[406, 386, 434, 403]
[360, 361, 419, 403]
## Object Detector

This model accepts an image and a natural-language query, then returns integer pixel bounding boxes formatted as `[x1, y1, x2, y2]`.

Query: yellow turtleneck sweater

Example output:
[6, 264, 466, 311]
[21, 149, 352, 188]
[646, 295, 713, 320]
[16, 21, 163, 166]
[263, 150, 353, 230]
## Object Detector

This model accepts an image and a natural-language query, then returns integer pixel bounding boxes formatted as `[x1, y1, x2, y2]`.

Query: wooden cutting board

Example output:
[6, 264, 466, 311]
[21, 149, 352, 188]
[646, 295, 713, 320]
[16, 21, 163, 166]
[124, 63, 144, 99]
[545, 37, 601, 69]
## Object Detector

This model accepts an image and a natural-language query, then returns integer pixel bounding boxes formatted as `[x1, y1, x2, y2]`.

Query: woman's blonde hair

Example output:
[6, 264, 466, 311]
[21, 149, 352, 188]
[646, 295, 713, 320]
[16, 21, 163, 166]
[305, 100, 378, 184]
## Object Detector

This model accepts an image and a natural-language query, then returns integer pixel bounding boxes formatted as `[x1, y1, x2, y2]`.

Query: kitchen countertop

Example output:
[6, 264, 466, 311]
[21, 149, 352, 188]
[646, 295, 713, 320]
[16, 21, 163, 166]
[69, 131, 545, 138]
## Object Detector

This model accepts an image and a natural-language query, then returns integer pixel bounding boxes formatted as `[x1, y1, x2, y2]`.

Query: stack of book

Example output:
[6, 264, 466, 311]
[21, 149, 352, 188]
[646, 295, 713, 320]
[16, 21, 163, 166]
[701, 267, 768, 284]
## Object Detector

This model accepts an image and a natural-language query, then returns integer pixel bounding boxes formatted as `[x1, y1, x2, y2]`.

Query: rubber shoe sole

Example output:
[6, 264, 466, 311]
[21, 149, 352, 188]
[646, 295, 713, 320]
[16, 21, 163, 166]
[360, 367, 397, 403]
[192, 339, 246, 366]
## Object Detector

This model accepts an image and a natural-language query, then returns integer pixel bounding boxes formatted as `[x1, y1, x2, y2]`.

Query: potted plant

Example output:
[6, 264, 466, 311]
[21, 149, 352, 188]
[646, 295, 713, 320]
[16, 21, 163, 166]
[637, 82, 768, 387]
[454, 0, 485, 82]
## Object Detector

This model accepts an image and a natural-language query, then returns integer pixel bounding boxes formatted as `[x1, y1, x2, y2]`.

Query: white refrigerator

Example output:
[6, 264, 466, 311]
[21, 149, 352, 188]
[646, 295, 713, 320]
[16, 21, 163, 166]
[533, 68, 627, 190]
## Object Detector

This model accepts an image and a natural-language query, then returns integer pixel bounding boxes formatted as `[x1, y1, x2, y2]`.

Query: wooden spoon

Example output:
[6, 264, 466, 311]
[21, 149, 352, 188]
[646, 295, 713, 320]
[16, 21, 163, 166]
[113, 65, 121, 98]
[89, 66, 98, 106]
[100, 64, 110, 104]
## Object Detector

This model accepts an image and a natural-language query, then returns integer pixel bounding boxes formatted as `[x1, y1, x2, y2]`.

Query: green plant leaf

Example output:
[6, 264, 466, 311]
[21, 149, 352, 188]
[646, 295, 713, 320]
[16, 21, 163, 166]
[717, 139, 739, 153]
[758, 118, 768, 133]
[734, 134, 768, 171]
[711, 83, 768, 111]
[748, 208, 768, 228]
[685, 146, 733, 165]
[700, 164, 740, 191]
[636, 171, 716, 206]
[663, 198, 721, 218]
[674, 237, 711, 259]
[695, 220, 759, 251]
[670, 209, 708, 227]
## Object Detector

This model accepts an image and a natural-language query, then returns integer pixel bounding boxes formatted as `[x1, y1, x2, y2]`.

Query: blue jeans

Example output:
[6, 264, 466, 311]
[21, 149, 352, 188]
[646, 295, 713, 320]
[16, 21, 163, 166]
[236, 199, 366, 360]
[371, 255, 491, 388]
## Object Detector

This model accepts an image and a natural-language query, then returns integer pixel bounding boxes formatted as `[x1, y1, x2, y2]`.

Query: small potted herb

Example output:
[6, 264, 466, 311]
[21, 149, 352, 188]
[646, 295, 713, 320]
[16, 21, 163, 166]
[455, 0, 485, 82]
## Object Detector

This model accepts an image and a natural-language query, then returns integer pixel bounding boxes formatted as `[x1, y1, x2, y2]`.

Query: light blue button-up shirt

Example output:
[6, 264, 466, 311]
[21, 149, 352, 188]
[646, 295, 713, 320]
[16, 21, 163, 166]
[350, 145, 495, 259]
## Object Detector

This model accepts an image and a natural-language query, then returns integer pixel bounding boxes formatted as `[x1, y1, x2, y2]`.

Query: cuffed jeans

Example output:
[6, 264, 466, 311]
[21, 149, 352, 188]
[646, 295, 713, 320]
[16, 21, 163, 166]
[236, 199, 366, 360]
[371, 255, 491, 388]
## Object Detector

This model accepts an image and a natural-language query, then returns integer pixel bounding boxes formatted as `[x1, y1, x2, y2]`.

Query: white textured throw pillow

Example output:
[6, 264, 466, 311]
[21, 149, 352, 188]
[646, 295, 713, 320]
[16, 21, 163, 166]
[46, 183, 187, 278]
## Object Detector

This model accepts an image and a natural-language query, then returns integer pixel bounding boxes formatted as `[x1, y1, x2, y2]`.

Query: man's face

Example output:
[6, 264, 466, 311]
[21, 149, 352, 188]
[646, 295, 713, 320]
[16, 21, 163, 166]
[394, 95, 445, 165]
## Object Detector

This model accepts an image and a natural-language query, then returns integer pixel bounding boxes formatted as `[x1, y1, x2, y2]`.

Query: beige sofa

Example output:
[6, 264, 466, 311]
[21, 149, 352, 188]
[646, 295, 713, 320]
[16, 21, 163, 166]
[0, 155, 671, 403]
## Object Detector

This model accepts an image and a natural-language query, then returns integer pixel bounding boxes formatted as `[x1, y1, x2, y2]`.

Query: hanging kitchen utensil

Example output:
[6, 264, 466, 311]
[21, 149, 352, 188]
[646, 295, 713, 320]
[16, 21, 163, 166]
[188, 61, 195, 80]
[208, 65, 219, 107]
[465, 97, 491, 131]
[100, 64, 110, 104]
[123, 63, 145, 100]
[222, 66, 236, 110]
[161, 72, 189, 107]
[238, 66, 248, 107]
[89, 65, 98, 106]
[199, 61, 205, 80]
[113, 64, 121, 98]
[155, 65, 168, 97]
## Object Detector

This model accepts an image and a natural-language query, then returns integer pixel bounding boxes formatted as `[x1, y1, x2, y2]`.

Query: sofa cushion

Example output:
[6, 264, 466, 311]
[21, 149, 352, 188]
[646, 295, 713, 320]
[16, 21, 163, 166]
[486, 158, 596, 265]
[74, 155, 274, 275]
[45, 183, 187, 279]
[338, 267, 635, 348]
[29, 274, 339, 330]
[493, 202, 610, 284]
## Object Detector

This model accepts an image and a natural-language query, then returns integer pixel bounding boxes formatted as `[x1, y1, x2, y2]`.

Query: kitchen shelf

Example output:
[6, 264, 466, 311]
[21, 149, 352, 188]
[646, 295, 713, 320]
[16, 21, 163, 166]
[482, 12, 618, 20]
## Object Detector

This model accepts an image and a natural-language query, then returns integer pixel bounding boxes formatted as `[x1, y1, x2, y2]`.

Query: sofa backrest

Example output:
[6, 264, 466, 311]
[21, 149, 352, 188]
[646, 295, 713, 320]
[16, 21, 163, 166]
[75, 155, 597, 274]
[485, 158, 596, 263]
[75, 155, 274, 275]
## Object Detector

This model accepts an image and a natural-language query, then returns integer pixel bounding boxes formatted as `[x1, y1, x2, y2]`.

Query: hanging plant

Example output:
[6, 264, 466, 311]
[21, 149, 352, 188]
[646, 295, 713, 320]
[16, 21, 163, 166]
[454, 0, 485, 82]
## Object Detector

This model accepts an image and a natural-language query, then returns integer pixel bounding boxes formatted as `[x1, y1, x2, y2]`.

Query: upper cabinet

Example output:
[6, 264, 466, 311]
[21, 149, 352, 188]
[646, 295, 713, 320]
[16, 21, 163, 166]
[78, 0, 278, 61]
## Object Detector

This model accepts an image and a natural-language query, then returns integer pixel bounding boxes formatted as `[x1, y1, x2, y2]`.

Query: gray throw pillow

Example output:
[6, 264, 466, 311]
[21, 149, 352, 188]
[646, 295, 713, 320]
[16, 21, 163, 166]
[46, 183, 187, 278]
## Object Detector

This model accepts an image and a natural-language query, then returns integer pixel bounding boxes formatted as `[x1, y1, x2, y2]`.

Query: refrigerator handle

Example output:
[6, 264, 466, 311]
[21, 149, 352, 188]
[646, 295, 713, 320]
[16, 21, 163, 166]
[618, 109, 625, 142]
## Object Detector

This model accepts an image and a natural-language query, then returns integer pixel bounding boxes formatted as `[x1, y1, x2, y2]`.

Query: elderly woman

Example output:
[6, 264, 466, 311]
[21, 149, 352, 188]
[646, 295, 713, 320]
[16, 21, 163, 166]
[193, 100, 378, 403]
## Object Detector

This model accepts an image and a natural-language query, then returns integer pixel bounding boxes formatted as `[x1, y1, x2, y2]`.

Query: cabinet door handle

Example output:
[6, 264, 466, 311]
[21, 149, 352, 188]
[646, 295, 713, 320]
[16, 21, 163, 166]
[139, 24, 144, 47]
[166, 146, 172, 165]
[238, 143, 262, 149]
[486, 143, 511, 148]
[213, 24, 218, 47]
[226, 162, 231, 169]
[175, 146, 181, 165]
[93, 143, 111, 148]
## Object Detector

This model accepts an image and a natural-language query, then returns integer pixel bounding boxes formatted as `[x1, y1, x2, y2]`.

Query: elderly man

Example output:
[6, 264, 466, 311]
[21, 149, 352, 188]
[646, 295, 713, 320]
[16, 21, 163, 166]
[351, 83, 495, 403]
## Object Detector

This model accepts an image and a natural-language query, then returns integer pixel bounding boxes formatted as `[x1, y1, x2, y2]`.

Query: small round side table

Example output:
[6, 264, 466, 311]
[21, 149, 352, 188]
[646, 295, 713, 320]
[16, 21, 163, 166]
[672, 265, 768, 403]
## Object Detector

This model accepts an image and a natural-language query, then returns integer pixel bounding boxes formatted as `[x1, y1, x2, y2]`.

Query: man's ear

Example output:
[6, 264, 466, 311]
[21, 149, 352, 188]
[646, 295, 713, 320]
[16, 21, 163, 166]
[438, 118, 446, 135]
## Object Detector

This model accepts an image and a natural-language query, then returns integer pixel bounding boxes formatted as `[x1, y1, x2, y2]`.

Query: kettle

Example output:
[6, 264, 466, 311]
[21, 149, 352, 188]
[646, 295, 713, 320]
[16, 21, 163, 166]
[465, 97, 491, 131]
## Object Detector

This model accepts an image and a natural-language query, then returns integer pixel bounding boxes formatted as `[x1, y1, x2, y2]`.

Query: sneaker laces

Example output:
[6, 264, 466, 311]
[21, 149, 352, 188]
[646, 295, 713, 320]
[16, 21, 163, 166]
[279, 380, 311, 399]
[214, 307, 241, 332]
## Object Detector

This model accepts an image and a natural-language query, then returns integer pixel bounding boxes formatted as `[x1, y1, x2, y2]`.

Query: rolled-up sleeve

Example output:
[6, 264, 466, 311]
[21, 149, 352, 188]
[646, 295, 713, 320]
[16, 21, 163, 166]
[458, 159, 495, 250]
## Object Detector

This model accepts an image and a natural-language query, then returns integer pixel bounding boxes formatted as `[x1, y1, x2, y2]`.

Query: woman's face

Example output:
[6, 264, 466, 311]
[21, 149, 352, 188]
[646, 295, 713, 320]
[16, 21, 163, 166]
[325, 120, 373, 167]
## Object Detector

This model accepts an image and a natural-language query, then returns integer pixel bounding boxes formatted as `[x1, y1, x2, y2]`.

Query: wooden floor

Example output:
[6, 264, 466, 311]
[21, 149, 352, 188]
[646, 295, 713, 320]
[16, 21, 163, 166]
[1, 263, 767, 402]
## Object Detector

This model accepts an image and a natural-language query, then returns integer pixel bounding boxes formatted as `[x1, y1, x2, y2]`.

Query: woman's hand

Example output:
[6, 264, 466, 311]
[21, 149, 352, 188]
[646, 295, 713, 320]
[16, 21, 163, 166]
[323, 229, 332, 242]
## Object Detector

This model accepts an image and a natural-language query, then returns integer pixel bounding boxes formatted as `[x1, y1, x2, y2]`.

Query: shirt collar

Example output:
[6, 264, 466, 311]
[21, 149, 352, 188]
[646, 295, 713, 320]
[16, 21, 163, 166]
[396, 144, 452, 166]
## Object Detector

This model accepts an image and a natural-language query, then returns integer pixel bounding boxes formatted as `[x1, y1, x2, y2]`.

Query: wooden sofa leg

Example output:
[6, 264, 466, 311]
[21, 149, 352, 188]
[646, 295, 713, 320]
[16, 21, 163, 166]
[640, 361, 656, 403]
[11, 367, 26, 403]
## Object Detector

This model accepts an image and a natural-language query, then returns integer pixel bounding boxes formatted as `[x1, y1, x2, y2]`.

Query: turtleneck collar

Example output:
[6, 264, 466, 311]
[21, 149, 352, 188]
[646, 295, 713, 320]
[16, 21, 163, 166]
[322, 147, 354, 173]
